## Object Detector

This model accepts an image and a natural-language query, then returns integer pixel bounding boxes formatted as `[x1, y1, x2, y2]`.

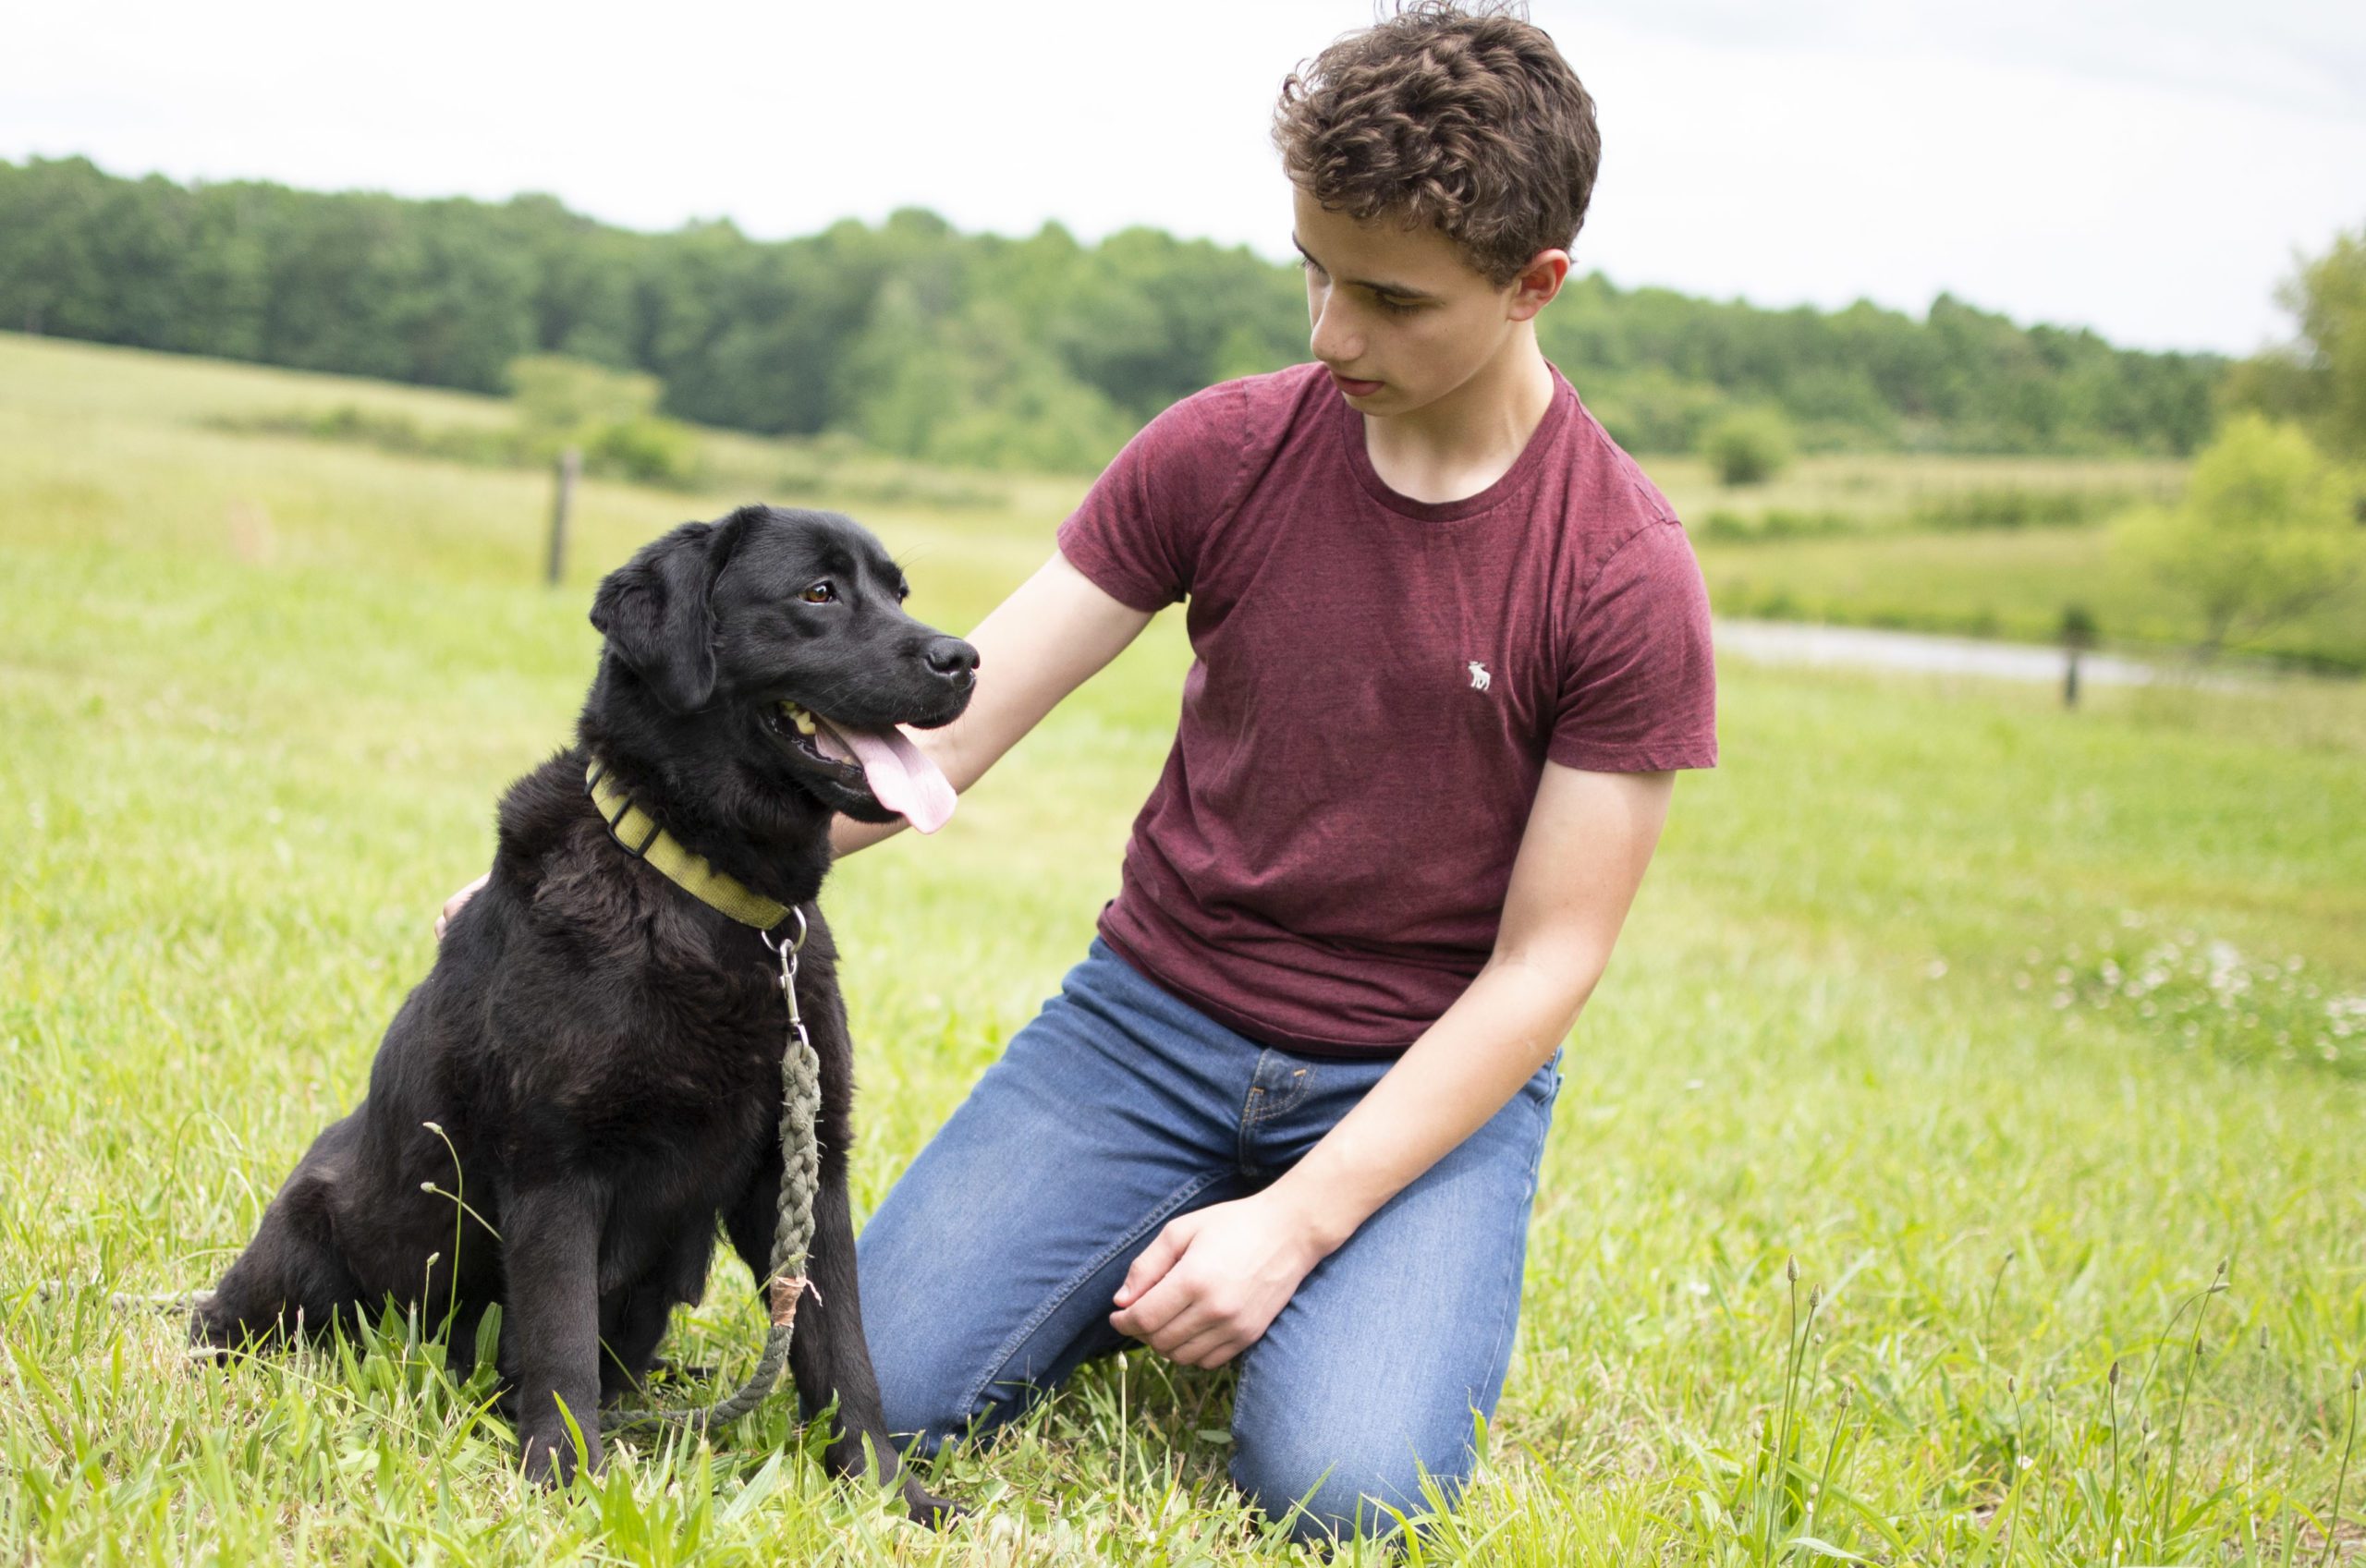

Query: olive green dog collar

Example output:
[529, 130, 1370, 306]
[584, 758, 793, 930]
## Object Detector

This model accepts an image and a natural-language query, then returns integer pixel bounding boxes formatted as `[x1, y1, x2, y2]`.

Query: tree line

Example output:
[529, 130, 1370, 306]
[0, 155, 2221, 471]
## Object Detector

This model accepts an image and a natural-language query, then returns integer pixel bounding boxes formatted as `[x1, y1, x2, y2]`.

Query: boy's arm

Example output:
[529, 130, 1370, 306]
[435, 551, 1153, 938]
[1107, 761, 1674, 1367]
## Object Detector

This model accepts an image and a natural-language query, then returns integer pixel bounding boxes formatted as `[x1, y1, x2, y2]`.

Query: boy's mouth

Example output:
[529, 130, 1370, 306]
[1329, 370, 1384, 398]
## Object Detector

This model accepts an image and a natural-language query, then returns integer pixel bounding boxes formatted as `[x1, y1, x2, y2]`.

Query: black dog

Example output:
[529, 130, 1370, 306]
[195, 504, 974, 1520]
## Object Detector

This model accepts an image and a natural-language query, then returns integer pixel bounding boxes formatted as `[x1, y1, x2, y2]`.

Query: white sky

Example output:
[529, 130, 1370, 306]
[6, 1, 2362, 357]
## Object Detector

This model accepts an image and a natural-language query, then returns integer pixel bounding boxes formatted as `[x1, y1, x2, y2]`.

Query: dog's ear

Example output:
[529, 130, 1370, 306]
[590, 512, 755, 712]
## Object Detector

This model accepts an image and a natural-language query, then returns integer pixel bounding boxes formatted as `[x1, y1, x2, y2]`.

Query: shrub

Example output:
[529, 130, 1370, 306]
[2113, 414, 2364, 657]
[587, 416, 702, 489]
[1702, 408, 1795, 485]
[1696, 507, 1851, 543]
[1911, 488, 2121, 531]
[506, 355, 660, 442]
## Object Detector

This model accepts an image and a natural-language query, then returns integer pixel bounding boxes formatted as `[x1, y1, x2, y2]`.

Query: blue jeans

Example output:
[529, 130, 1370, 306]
[857, 939, 1562, 1547]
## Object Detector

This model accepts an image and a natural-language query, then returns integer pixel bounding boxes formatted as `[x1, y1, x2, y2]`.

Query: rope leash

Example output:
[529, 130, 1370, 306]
[30, 1283, 210, 1314]
[603, 906, 822, 1434]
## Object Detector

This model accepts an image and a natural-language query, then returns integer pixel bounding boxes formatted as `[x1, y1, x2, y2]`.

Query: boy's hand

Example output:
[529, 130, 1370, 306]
[434, 873, 490, 941]
[1107, 1193, 1332, 1368]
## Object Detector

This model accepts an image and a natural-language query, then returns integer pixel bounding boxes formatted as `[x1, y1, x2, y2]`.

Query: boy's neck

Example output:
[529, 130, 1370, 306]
[1360, 327, 1557, 506]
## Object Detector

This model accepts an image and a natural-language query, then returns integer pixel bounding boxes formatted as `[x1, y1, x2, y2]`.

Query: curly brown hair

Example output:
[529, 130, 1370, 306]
[1273, 2, 1600, 286]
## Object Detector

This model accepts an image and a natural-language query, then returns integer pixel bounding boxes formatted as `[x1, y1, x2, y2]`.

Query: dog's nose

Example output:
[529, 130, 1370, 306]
[924, 637, 980, 682]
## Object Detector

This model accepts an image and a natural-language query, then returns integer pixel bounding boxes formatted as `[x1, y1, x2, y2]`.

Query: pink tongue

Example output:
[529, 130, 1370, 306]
[811, 717, 957, 833]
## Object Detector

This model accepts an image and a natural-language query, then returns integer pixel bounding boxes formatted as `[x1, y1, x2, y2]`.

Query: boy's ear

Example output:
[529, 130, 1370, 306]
[589, 510, 756, 712]
[1508, 248, 1572, 322]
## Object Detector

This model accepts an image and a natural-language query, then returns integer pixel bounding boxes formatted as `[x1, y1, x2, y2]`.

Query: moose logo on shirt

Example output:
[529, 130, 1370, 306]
[1467, 661, 1492, 692]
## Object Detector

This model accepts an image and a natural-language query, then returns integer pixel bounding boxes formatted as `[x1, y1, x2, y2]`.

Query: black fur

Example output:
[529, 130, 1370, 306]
[195, 504, 977, 1520]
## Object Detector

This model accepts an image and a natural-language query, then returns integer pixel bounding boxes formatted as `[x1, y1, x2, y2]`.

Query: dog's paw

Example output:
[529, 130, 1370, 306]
[186, 1295, 244, 1362]
[899, 1477, 967, 1530]
[520, 1428, 603, 1487]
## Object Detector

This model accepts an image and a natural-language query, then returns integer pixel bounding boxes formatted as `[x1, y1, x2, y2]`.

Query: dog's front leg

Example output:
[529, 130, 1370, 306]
[501, 1182, 606, 1484]
[787, 1161, 962, 1527]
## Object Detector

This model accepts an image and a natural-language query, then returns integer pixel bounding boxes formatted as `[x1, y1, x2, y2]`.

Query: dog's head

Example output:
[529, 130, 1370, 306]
[585, 504, 976, 831]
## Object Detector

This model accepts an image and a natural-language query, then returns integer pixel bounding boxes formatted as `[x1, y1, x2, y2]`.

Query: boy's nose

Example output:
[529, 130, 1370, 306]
[1309, 308, 1362, 370]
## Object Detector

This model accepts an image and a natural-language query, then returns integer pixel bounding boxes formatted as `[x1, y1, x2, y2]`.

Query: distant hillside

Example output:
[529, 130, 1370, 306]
[0, 155, 2220, 471]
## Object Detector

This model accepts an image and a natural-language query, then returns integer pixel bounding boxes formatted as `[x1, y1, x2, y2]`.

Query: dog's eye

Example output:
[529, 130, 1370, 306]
[800, 581, 837, 605]
[896, 582, 910, 602]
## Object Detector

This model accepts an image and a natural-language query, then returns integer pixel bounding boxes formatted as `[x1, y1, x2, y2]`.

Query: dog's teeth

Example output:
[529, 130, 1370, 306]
[776, 701, 817, 736]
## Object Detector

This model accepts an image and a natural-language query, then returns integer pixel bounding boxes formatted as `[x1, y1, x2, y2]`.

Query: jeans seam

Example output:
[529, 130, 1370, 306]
[957, 1166, 1240, 1427]
[1231, 1094, 1554, 1518]
[1471, 1099, 1554, 1445]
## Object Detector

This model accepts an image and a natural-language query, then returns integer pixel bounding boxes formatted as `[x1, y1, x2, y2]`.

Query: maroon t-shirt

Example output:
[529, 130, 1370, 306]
[1055, 360, 1717, 1056]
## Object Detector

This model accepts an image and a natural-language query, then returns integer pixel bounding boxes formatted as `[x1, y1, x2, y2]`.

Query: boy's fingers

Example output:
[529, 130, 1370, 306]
[1114, 1221, 1189, 1308]
[1166, 1325, 1237, 1368]
[435, 873, 491, 941]
[1118, 1278, 1201, 1346]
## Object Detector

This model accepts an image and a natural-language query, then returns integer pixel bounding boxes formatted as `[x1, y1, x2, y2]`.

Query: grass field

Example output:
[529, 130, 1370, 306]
[3, 334, 2364, 1563]
[30, 316, 2358, 675]
[1664, 466, 2366, 678]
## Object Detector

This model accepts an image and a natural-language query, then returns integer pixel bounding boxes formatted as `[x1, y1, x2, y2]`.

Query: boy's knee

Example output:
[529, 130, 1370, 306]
[872, 1345, 1044, 1465]
[871, 1349, 972, 1463]
[1228, 1427, 1473, 1550]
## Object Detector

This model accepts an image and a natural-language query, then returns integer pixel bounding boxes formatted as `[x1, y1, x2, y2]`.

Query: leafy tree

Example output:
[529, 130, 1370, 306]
[2113, 414, 2364, 657]
[848, 286, 1134, 473]
[508, 355, 700, 487]
[510, 354, 659, 435]
[2226, 222, 2366, 460]
[0, 155, 2230, 472]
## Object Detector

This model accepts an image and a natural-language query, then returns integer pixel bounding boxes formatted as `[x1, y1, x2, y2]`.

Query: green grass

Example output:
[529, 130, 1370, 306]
[1647, 450, 2189, 545]
[3, 334, 2364, 1562]
[1696, 523, 2366, 674]
[1626, 447, 2364, 675]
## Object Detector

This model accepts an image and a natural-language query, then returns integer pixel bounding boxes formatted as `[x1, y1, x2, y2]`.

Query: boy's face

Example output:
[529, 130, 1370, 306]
[1289, 183, 1560, 419]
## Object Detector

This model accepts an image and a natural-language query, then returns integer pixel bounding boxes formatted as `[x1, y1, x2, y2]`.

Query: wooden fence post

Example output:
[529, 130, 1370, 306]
[2058, 603, 2097, 710]
[546, 446, 581, 587]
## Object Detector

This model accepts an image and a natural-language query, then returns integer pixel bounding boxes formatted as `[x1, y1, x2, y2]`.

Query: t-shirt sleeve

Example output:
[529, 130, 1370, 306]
[1549, 517, 1719, 772]
[1055, 382, 1246, 612]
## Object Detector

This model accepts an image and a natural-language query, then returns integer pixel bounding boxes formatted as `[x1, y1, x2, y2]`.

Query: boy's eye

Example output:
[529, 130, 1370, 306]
[801, 581, 836, 604]
[1372, 295, 1418, 316]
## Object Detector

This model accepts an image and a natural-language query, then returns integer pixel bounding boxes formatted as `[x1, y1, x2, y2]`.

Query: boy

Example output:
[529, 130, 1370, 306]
[443, 2, 1715, 1546]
